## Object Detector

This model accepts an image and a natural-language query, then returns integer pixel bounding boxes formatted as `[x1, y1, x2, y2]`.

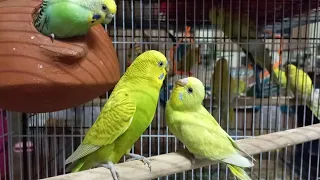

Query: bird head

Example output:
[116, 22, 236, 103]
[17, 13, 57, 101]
[126, 50, 169, 88]
[169, 77, 205, 110]
[286, 63, 297, 76]
[102, 0, 117, 24]
[88, 0, 117, 26]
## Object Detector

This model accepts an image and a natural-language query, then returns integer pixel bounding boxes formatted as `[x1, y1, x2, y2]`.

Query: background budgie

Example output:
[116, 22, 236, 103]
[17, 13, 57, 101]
[34, 0, 117, 40]
[209, 6, 281, 87]
[273, 65, 287, 89]
[286, 64, 320, 120]
[65, 50, 169, 180]
[166, 77, 254, 180]
[212, 58, 243, 129]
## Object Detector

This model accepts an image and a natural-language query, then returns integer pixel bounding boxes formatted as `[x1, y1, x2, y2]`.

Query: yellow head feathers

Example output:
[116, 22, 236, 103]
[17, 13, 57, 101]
[169, 77, 205, 110]
[125, 50, 169, 87]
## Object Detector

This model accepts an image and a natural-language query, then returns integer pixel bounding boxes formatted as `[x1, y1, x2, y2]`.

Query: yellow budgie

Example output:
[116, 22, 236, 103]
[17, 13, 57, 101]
[166, 77, 254, 180]
[65, 50, 169, 180]
[209, 6, 281, 86]
[286, 64, 320, 119]
[212, 58, 244, 129]
[273, 66, 287, 88]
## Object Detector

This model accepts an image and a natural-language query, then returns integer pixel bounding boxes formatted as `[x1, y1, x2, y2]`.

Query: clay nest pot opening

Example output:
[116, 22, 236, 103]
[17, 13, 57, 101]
[0, 0, 120, 113]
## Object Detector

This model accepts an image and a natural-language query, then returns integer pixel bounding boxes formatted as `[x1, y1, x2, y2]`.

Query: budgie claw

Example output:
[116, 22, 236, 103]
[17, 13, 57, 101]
[190, 153, 196, 164]
[101, 161, 119, 180]
[126, 153, 152, 172]
[50, 33, 55, 42]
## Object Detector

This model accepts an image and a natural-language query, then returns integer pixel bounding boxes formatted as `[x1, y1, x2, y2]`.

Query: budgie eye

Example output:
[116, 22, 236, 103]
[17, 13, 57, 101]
[187, 87, 193, 93]
[158, 61, 164, 67]
[102, 4, 107, 11]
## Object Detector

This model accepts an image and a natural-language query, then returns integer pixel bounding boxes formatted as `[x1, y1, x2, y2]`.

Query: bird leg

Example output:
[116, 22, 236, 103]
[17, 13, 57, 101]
[190, 153, 196, 164]
[176, 148, 196, 164]
[125, 153, 151, 171]
[101, 161, 119, 180]
[50, 33, 55, 42]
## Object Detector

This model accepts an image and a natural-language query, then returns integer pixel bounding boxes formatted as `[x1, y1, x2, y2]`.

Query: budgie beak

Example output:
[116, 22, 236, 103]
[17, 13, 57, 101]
[103, 14, 115, 24]
[165, 62, 169, 72]
[175, 78, 188, 87]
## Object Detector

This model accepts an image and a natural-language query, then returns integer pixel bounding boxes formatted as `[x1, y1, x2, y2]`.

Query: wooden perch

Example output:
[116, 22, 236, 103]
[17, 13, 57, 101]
[43, 123, 320, 180]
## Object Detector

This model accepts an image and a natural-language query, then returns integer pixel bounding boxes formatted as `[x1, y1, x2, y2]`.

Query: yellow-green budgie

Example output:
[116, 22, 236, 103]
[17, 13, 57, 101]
[212, 58, 238, 129]
[238, 79, 248, 95]
[285, 64, 320, 119]
[286, 64, 313, 102]
[209, 6, 280, 86]
[65, 50, 169, 180]
[166, 77, 254, 180]
[273, 66, 287, 88]
[34, 0, 117, 40]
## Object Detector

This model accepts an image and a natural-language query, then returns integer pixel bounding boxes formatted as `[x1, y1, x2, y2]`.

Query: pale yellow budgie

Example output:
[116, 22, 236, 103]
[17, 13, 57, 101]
[286, 64, 320, 119]
[273, 66, 287, 88]
[212, 58, 246, 129]
[209, 6, 281, 86]
[166, 77, 254, 180]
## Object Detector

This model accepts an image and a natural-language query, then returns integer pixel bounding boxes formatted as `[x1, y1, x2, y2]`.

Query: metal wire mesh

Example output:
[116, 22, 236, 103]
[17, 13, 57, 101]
[2, 0, 320, 179]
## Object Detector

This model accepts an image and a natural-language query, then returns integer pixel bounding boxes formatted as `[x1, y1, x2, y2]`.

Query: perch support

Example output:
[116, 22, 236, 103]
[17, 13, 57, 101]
[43, 123, 320, 180]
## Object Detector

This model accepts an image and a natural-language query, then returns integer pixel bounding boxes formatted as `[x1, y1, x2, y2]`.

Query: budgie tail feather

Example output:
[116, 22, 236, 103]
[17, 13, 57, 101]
[227, 164, 252, 180]
[310, 89, 320, 120]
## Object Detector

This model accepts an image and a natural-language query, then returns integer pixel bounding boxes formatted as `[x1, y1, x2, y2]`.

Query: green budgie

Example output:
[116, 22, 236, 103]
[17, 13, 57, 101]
[34, 0, 117, 40]
[286, 64, 320, 119]
[209, 6, 280, 87]
[65, 50, 169, 180]
[166, 77, 254, 180]
[212, 58, 244, 129]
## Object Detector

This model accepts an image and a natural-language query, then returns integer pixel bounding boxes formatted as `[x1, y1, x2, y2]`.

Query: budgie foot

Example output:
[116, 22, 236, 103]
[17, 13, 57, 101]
[50, 33, 55, 42]
[190, 154, 196, 164]
[177, 148, 196, 164]
[101, 161, 119, 180]
[126, 153, 151, 171]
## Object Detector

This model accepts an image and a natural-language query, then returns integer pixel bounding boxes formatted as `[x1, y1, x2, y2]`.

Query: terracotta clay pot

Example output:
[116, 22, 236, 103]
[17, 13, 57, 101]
[0, 0, 120, 113]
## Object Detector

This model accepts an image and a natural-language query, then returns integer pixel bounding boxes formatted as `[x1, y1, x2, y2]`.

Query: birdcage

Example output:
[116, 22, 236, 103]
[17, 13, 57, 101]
[2, 0, 320, 179]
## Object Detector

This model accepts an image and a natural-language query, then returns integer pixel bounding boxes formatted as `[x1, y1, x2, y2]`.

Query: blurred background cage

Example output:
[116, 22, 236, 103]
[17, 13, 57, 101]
[2, 0, 320, 179]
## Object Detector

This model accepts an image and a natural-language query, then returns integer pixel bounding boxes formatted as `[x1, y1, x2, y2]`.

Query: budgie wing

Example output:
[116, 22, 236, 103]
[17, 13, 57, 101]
[297, 70, 313, 95]
[205, 109, 253, 160]
[65, 92, 136, 164]
[34, 0, 66, 29]
[202, 109, 254, 164]
[175, 113, 236, 160]
[34, 0, 50, 31]
[176, 118, 251, 167]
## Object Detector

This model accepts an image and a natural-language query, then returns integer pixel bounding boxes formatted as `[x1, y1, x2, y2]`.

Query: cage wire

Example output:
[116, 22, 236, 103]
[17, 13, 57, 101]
[1, 0, 320, 179]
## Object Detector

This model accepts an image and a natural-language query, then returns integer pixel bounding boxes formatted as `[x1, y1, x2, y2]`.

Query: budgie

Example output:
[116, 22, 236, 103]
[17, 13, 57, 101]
[273, 66, 287, 88]
[286, 64, 320, 119]
[65, 50, 169, 180]
[212, 58, 243, 129]
[166, 77, 254, 180]
[209, 6, 281, 87]
[34, 0, 117, 40]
